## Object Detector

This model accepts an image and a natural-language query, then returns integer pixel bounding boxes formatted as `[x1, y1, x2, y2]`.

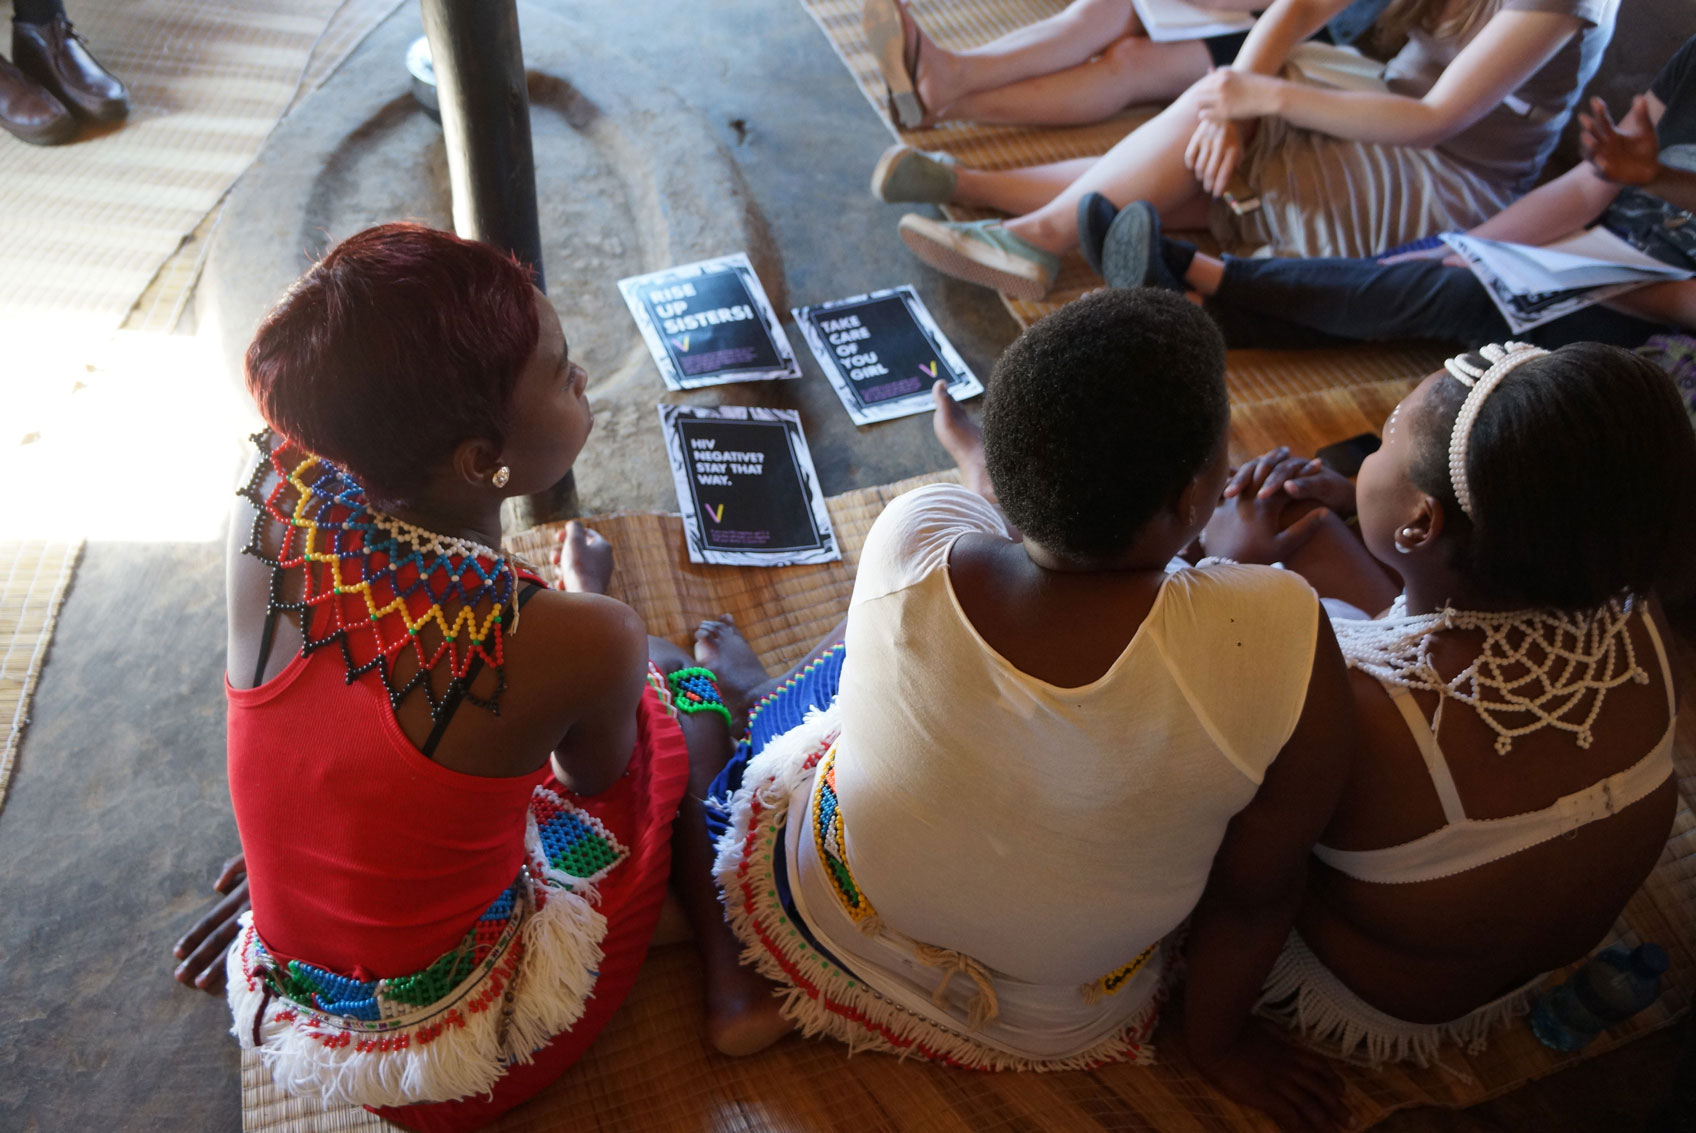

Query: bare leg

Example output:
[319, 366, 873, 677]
[663, 619, 794, 1056]
[952, 157, 1098, 214]
[555, 526, 788, 1053]
[1002, 87, 1213, 254]
[1185, 250, 1225, 296]
[913, 0, 1141, 118]
[945, 35, 1213, 127]
[701, 614, 850, 714]
[1604, 278, 1696, 328]
[690, 614, 771, 727]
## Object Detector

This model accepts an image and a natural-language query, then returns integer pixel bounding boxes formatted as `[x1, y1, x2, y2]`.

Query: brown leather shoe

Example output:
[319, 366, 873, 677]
[0, 51, 73, 144]
[13, 17, 127, 124]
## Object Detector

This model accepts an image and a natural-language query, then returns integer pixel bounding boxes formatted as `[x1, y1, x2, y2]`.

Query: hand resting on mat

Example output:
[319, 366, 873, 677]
[173, 852, 248, 994]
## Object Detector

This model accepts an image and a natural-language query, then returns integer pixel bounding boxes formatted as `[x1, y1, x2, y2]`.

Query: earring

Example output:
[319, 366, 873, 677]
[491, 466, 511, 488]
[1396, 527, 1417, 554]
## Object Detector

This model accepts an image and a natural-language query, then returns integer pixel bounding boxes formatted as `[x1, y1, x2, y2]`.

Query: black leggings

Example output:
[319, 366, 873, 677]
[1205, 255, 1673, 352]
[14, 0, 68, 24]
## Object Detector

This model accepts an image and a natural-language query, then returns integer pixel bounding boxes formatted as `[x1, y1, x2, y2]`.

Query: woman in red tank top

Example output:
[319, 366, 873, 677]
[171, 223, 774, 1131]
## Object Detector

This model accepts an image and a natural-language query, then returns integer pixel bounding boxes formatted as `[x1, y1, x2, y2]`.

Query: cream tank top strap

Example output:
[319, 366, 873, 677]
[1314, 613, 1678, 886]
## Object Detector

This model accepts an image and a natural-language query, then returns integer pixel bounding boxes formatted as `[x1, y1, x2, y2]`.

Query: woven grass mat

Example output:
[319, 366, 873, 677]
[242, 472, 1696, 1132]
[0, 540, 81, 821]
[505, 471, 960, 673]
[0, 0, 401, 336]
[799, 0, 1450, 391]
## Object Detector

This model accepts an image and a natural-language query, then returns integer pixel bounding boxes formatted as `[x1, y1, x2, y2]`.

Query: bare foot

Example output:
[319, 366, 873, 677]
[553, 520, 613, 594]
[704, 952, 795, 1057]
[931, 380, 996, 502]
[693, 615, 771, 726]
[902, 0, 959, 125]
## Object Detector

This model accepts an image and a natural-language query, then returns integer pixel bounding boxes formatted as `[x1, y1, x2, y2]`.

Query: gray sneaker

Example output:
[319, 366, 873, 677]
[897, 215, 1059, 300]
[871, 144, 957, 203]
[1101, 201, 1183, 292]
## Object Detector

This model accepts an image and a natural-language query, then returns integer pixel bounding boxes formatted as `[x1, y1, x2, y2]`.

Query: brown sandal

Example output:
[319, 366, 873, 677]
[862, 0, 925, 129]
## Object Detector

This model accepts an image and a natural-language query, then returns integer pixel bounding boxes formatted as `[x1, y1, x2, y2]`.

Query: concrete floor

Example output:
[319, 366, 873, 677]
[0, 0, 1688, 1129]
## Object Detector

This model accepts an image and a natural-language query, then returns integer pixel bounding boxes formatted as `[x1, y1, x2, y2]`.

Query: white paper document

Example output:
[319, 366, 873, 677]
[1440, 227, 1692, 334]
[1130, 0, 1254, 42]
[617, 254, 801, 390]
[657, 405, 839, 568]
[793, 286, 982, 426]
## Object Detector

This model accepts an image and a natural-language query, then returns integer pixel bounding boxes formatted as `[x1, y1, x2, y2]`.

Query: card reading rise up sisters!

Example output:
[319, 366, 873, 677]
[657, 404, 839, 567]
[793, 286, 982, 425]
[618, 254, 802, 390]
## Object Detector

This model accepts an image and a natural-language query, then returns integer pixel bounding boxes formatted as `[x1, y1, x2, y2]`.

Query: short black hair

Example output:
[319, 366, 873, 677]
[983, 289, 1228, 560]
[1410, 342, 1696, 610]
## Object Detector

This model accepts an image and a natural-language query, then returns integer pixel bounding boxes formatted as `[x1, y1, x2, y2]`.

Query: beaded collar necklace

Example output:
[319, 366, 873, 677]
[239, 430, 526, 720]
[1331, 596, 1649, 754]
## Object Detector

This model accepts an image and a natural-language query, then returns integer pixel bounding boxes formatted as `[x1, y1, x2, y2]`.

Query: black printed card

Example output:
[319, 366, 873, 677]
[658, 405, 839, 567]
[793, 286, 981, 425]
[619, 254, 801, 390]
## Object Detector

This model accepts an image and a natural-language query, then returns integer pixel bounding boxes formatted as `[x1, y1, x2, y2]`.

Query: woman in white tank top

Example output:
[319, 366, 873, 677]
[693, 290, 1358, 1130]
[1203, 341, 1696, 1068]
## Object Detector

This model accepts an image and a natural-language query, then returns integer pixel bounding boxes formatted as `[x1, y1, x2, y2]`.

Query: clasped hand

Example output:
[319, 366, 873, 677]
[1187, 118, 1246, 198]
[1203, 447, 1355, 565]
[1187, 69, 1281, 197]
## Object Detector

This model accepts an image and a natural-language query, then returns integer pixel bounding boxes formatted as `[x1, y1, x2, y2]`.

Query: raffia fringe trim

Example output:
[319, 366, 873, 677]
[1255, 933, 1540, 1068]
[227, 864, 607, 1108]
[710, 704, 1158, 1072]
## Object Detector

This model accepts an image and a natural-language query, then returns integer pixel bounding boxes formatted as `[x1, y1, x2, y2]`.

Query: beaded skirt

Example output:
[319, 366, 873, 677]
[228, 669, 690, 1119]
[707, 646, 1163, 1071]
[1256, 931, 1545, 1067]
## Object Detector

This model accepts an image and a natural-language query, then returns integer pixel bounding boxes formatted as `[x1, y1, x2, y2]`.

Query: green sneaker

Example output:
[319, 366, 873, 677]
[897, 215, 1059, 300]
[871, 144, 957, 204]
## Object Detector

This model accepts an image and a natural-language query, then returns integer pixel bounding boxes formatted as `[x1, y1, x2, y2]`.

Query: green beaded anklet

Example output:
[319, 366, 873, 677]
[667, 666, 735, 728]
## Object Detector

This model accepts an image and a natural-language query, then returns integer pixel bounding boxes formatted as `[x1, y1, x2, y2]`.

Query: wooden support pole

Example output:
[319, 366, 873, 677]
[421, 0, 577, 526]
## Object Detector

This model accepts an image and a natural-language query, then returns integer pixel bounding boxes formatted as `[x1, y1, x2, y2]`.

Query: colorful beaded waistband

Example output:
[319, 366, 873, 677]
[809, 745, 878, 927]
[246, 789, 628, 1031]
[249, 872, 530, 1032]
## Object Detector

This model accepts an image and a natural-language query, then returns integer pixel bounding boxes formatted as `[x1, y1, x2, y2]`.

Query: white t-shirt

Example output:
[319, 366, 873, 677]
[820, 485, 1319, 1017]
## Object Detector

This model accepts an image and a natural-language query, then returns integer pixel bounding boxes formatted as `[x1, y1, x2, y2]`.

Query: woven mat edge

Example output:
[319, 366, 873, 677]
[0, 540, 83, 821]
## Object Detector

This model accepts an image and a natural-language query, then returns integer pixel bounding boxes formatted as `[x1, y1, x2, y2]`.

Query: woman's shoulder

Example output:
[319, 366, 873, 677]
[1161, 561, 1320, 617]
[1150, 565, 1322, 698]
[853, 483, 1009, 605]
[871, 482, 1006, 541]
[501, 588, 647, 695]
[1148, 565, 1325, 781]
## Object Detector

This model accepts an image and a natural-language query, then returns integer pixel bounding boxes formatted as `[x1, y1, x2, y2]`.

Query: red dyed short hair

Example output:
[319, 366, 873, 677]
[245, 222, 540, 505]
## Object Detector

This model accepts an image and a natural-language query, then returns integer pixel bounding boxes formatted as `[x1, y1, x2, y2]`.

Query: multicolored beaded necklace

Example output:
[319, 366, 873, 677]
[239, 430, 524, 721]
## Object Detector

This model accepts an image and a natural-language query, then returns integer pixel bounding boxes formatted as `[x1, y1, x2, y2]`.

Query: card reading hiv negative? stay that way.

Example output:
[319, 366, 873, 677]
[793, 286, 982, 425]
[618, 254, 802, 390]
[658, 405, 839, 567]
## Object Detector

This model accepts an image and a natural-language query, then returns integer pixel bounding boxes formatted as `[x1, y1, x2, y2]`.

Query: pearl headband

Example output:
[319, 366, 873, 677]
[1442, 341, 1549, 519]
